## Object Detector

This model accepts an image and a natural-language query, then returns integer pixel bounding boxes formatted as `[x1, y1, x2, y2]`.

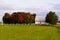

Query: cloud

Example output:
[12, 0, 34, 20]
[0, 0, 60, 22]
[0, 0, 59, 12]
[0, 6, 13, 10]
[53, 4, 60, 12]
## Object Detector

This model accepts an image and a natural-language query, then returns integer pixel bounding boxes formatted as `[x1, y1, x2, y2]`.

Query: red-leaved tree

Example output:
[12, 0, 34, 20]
[18, 14, 25, 23]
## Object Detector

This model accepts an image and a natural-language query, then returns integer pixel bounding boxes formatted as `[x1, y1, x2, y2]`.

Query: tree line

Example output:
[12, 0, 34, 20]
[2, 11, 58, 25]
[3, 12, 36, 24]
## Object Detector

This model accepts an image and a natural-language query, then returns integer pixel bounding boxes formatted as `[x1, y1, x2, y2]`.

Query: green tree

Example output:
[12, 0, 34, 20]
[24, 13, 30, 24]
[45, 11, 58, 24]
[3, 13, 11, 24]
[32, 14, 36, 23]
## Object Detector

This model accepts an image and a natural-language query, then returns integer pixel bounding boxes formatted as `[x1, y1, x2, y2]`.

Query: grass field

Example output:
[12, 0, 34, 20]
[0, 24, 60, 40]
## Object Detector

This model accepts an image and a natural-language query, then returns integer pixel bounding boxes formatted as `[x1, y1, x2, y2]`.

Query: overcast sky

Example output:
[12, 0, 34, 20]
[0, 0, 60, 22]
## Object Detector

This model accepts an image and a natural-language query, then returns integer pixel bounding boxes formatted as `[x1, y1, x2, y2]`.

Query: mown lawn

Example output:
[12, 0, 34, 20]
[0, 24, 60, 40]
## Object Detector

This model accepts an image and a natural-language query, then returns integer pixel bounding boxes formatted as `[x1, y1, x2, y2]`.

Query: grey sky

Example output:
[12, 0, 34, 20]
[0, 0, 60, 22]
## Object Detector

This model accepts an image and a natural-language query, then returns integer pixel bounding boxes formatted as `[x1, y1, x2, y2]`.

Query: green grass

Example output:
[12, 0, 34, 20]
[0, 24, 60, 40]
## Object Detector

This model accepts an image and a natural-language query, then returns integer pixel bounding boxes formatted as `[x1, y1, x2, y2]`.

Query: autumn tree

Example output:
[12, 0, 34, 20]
[24, 13, 31, 23]
[18, 13, 25, 23]
[10, 13, 17, 23]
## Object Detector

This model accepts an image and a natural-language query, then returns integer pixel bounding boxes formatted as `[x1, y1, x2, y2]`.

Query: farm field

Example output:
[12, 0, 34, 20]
[0, 24, 60, 40]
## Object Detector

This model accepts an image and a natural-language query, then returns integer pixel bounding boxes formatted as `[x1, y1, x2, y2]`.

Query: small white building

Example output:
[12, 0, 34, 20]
[35, 21, 46, 24]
